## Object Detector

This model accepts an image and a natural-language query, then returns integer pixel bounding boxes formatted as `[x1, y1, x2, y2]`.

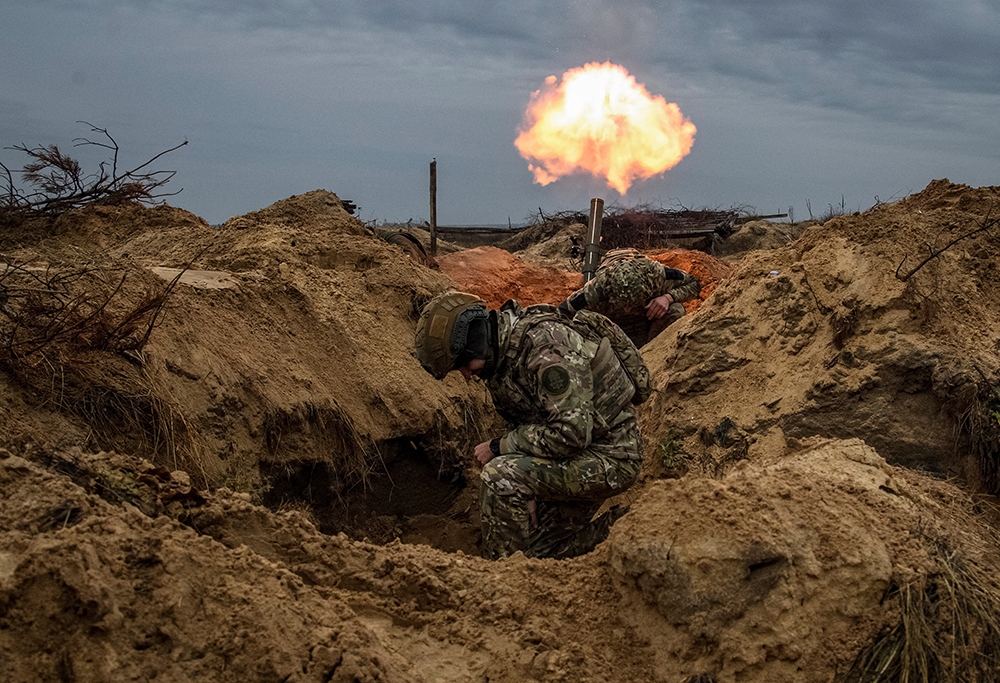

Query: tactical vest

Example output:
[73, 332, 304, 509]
[571, 308, 652, 405]
[497, 303, 652, 409]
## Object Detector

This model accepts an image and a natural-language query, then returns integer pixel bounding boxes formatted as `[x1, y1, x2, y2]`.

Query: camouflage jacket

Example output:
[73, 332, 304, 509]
[487, 301, 637, 460]
[562, 256, 701, 319]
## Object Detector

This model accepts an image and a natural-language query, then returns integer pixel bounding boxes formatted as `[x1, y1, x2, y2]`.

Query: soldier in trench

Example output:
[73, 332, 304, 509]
[559, 248, 701, 348]
[414, 291, 643, 560]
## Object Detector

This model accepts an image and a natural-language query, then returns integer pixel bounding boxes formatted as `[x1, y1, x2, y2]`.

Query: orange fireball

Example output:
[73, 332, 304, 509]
[515, 62, 696, 194]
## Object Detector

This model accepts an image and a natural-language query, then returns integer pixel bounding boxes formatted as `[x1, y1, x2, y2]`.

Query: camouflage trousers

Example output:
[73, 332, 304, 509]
[479, 416, 642, 560]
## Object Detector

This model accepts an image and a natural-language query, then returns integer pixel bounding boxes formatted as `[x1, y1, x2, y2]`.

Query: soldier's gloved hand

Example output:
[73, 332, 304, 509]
[645, 294, 673, 320]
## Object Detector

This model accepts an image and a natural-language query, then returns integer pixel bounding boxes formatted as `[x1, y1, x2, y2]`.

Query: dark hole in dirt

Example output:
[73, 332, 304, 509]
[261, 438, 481, 555]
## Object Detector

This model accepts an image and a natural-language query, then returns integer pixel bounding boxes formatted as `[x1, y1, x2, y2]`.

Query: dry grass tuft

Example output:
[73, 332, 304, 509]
[0, 257, 201, 475]
[75, 381, 203, 483]
[846, 531, 1000, 682]
[262, 401, 381, 494]
[963, 381, 1000, 493]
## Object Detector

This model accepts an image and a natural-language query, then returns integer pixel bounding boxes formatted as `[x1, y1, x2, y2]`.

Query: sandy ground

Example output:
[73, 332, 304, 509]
[2, 180, 1000, 682]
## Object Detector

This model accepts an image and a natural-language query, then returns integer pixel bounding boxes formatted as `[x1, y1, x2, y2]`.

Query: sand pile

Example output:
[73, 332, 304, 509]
[639, 179, 1000, 485]
[2, 179, 1000, 682]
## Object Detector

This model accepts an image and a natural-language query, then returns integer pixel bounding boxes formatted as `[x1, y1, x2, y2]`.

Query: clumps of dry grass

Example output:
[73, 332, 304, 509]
[847, 369, 1000, 680]
[262, 401, 381, 494]
[75, 380, 203, 482]
[846, 529, 1000, 682]
[963, 379, 1000, 493]
[0, 257, 202, 477]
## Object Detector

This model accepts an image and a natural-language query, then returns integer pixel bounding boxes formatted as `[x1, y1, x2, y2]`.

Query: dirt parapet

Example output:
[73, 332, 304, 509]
[640, 179, 1000, 487]
[3, 180, 1000, 682]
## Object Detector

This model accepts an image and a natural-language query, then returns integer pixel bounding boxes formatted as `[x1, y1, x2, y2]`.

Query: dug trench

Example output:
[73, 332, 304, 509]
[5, 183, 1000, 683]
[239, 230, 738, 559]
[260, 434, 482, 555]
[97, 190, 1000, 557]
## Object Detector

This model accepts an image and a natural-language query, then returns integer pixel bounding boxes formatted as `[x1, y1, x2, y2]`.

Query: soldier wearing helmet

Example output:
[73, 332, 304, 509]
[415, 291, 641, 560]
[559, 248, 701, 348]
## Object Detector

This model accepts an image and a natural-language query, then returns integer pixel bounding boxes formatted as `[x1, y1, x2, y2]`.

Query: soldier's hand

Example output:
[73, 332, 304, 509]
[474, 441, 496, 466]
[645, 294, 673, 319]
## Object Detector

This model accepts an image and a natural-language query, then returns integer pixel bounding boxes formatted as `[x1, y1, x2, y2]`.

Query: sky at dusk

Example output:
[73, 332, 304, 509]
[2, 0, 998, 226]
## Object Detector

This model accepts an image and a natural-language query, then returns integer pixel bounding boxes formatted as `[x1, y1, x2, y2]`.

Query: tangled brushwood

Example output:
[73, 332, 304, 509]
[0, 259, 178, 362]
[505, 204, 742, 253]
[0, 258, 199, 474]
[0, 121, 186, 223]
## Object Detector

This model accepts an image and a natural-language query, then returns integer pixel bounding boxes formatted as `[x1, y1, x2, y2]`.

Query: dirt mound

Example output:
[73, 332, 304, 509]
[3, 179, 1000, 682]
[219, 189, 366, 236]
[712, 219, 808, 260]
[494, 217, 583, 255]
[4, 435, 998, 682]
[0, 189, 498, 550]
[500, 222, 587, 272]
[0, 202, 210, 259]
[639, 179, 1000, 485]
[436, 245, 582, 308]
[610, 436, 1000, 681]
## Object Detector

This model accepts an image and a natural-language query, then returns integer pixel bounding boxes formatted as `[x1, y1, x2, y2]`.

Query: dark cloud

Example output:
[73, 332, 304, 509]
[8, 0, 1000, 224]
[40, 0, 1000, 101]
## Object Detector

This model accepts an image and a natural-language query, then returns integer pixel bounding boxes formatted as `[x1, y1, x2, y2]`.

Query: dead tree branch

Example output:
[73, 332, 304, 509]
[0, 122, 187, 220]
[896, 208, 1000, 281]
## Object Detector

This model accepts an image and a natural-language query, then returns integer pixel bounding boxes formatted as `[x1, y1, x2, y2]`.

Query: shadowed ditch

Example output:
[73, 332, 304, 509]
[261, 436, 481, 555]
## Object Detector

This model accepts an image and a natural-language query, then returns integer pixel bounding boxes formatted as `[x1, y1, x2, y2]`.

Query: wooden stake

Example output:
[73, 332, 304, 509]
[429, 159, 437, 256]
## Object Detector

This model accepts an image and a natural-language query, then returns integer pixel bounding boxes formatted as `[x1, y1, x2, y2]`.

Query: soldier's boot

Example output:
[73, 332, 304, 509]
[532, 504, 631, 560]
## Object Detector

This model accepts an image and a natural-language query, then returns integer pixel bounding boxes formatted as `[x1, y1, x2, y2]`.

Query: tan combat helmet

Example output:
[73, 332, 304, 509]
[415, 291, 489, 379]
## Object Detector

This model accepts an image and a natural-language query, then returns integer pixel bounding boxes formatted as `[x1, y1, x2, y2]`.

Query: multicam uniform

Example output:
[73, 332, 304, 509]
[560, 249, 701, 348]
[480, 301, 643, 559]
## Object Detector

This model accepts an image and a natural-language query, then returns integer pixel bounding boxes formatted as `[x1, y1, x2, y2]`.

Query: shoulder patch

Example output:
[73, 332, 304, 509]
[541, 365, 571, 395]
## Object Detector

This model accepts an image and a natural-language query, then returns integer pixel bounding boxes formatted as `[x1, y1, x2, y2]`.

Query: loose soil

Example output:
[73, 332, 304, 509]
[2, 180, 1000, 682]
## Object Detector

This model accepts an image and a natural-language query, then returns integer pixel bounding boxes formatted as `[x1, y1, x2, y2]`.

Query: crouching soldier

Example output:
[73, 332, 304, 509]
[414, 291, 646, 560]
[560, 248, 701, 348]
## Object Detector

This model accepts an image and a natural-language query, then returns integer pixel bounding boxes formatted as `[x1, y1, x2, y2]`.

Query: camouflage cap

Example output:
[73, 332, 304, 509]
[597, 247, 644, 272]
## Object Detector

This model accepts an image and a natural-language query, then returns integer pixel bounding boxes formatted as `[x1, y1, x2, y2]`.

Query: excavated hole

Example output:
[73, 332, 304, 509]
[261, 437, 481, 555]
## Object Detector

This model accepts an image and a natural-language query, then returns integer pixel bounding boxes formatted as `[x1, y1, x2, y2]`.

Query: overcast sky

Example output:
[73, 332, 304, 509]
[3, 1, 998, 227]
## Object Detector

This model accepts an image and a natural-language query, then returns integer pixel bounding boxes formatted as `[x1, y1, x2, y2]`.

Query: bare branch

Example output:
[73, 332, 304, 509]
[1, 122, 187, 221]
[74, 121, 120, 178]
[896, 207, 999, 282]
[122, 139, 188, 178]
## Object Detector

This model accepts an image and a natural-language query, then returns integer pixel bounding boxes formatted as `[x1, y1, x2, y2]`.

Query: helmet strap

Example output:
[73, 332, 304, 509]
[477, 312, 500, 380]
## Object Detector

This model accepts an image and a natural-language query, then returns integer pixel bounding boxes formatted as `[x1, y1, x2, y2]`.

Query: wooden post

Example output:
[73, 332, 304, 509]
[429, 159, 438, 256]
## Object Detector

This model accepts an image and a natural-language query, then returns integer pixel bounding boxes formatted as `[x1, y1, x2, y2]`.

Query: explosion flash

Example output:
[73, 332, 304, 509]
[515, 62, 696, 194]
